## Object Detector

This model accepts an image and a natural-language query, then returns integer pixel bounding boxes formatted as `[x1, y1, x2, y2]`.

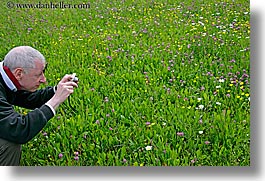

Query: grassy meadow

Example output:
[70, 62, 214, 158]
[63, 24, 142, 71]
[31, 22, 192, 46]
[0, 0, 250, 166]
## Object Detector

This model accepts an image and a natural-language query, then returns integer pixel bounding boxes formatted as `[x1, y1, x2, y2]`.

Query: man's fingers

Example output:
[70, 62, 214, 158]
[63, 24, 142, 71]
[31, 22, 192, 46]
[63, 81, 78, 88]
[60, 74, 74, 83]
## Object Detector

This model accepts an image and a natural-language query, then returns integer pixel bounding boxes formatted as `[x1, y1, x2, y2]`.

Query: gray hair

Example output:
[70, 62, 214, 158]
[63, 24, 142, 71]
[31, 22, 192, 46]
[3, 46, 46, 72]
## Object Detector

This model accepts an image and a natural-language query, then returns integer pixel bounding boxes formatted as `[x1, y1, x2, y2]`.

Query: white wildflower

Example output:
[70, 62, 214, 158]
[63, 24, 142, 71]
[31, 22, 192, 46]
[216, 102, 221, 105]
[198, 105, 204, 110]
[219, 79, 225, 83]
[145, 146, 152, 151]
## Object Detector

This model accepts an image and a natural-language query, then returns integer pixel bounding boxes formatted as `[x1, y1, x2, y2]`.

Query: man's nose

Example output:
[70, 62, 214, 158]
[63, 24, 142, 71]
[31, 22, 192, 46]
[40, 73, 46, 83]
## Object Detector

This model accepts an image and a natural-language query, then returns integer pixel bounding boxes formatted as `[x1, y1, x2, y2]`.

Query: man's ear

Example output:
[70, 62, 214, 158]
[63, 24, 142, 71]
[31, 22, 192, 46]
[13, 68, 24, 80]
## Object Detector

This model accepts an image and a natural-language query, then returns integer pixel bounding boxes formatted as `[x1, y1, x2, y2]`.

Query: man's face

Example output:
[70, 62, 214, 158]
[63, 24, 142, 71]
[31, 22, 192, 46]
[19, 59, 47, 92]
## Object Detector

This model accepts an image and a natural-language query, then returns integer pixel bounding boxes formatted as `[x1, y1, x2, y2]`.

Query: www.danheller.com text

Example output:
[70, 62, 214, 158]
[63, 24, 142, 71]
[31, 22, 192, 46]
[6, 1, 91, 9]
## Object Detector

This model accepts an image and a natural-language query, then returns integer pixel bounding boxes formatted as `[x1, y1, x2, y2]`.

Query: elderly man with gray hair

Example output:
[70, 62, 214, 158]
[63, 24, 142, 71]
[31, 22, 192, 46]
[0, 46, 78, 166]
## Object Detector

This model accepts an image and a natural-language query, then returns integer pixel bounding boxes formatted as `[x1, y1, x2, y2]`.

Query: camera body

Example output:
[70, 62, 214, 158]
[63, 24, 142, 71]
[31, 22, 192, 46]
[71, 73, 79, 83]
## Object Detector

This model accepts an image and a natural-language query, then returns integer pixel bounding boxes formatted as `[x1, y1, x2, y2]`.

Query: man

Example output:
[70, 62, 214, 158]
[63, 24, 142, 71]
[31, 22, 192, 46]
[0, 46, 78, 166]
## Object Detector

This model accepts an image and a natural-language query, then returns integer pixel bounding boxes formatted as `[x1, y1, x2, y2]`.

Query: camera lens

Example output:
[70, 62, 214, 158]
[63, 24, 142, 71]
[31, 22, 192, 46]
[73, 77, 78, 82]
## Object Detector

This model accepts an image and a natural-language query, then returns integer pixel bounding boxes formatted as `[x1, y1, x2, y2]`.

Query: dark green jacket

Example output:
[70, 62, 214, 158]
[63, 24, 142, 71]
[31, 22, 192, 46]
[0, 75, 55, 144]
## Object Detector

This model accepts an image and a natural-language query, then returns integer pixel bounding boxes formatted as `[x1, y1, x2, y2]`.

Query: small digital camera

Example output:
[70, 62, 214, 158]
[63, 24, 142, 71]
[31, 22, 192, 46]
[71, 73, 79, 83]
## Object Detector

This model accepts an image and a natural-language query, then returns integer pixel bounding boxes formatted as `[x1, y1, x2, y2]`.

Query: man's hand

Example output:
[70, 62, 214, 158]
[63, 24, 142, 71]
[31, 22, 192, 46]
[46, 74, 78, 110]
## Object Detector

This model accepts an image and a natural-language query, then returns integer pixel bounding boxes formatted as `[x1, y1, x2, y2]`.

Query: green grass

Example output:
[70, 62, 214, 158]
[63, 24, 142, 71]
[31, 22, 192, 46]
[0, 0, 250, 166]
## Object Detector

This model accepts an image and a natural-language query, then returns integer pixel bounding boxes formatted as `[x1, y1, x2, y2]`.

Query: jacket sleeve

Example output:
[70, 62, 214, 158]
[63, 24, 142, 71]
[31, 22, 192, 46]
[0, 92, 55, 144]
[13, 86, 55, 109]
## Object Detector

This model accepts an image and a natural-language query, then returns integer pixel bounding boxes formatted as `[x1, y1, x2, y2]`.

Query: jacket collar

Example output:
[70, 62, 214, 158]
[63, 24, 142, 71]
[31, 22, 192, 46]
[0, 62, 21, 92]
